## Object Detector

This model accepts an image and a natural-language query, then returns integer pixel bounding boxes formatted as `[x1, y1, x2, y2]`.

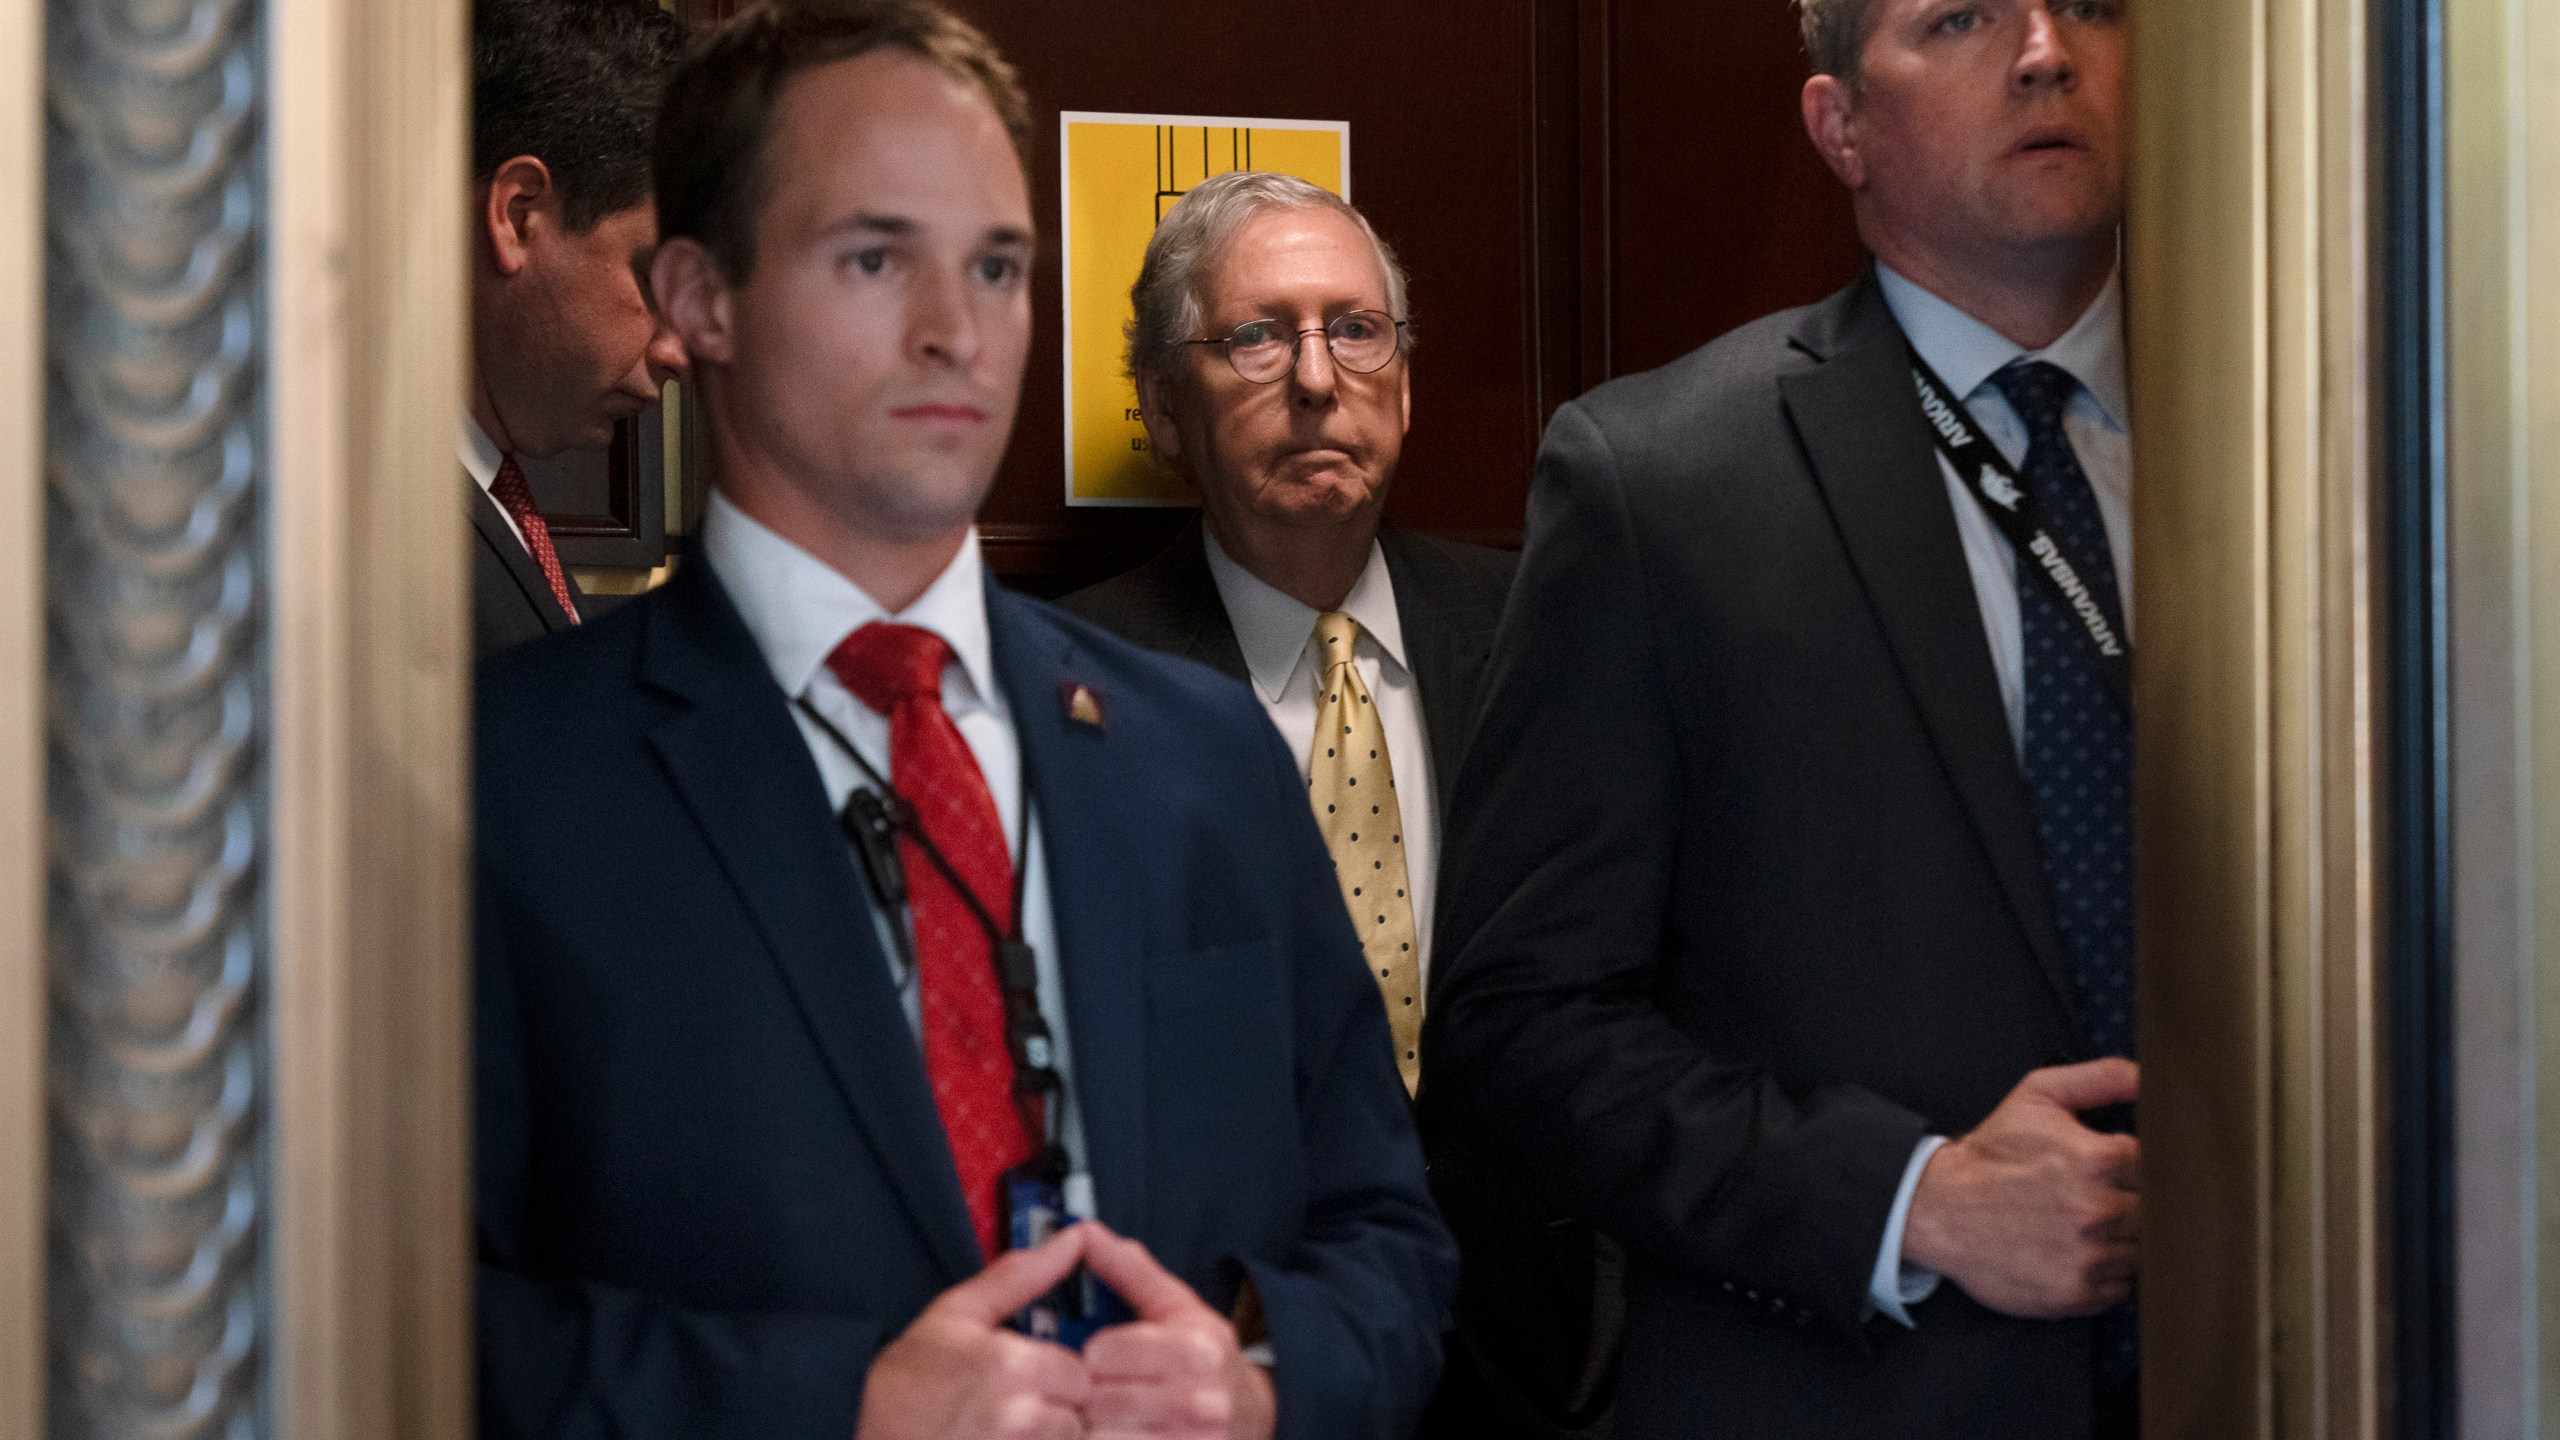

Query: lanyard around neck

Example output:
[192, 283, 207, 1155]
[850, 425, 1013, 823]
[791, 691, 1062, 1156]
[1907, 347, 2132, 713]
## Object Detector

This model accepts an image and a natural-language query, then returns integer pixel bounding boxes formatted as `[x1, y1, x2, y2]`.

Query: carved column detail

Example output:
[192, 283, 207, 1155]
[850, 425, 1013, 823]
[43, 0, 265, 1431]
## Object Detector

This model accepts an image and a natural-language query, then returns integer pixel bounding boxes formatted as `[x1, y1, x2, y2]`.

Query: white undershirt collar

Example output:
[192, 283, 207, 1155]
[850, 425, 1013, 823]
[700, 490, 1000, 718]
[1200, 526, 1409, 704]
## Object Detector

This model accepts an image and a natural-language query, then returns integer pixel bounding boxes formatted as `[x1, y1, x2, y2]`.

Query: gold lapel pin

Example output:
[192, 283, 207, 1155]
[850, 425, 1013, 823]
[1060, 681, 1105, 729]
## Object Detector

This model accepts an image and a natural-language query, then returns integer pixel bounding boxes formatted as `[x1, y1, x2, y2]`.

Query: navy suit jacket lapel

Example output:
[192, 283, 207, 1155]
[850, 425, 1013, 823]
[637, 563, 982, 1281]
[1777, 273, 2080, 1036]
[989, 584, 1151, 1241]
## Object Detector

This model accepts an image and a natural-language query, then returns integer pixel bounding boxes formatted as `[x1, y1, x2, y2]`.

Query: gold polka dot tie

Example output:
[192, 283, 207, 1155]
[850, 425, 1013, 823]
[1306, 611, 1421, 1094]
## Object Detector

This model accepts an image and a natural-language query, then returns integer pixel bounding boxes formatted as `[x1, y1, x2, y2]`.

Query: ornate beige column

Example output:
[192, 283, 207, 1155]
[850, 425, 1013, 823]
[2131, 0, 2391, 1432]
[44, 0, 271, 1430]
[9, 0, 471, 1430]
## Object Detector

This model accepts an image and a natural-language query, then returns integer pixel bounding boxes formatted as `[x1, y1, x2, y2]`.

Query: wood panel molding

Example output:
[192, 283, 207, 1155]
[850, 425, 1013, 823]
[266, 0, 474, 1427]
[2130, 0, 2388, 1431]
[0, 0, 43, 1433]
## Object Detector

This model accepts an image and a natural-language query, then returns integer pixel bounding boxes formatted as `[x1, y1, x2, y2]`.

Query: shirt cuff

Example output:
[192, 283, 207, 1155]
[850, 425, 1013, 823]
[1866, 1135, 1949, 1329]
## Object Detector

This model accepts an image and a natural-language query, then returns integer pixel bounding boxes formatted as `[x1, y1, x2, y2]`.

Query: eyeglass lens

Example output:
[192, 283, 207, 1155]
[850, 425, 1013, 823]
[1223, 311, 1400, 382]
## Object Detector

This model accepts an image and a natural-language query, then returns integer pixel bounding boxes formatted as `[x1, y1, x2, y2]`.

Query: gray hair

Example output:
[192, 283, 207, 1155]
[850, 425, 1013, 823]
[1124, 170, 1413, 383]
[1796, 0, 1879, 79]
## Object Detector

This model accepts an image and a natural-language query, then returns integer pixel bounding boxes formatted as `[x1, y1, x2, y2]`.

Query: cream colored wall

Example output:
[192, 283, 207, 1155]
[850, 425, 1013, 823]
[2444, 0, 2560, 1428]
[2531, 25, 2560, 1423]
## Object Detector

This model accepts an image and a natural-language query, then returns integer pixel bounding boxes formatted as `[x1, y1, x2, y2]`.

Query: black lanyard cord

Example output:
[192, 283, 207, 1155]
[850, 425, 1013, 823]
[792, 693, 1063, 1151]
[791, 694, 1032, 931]
[1907, 347, 2132, 714]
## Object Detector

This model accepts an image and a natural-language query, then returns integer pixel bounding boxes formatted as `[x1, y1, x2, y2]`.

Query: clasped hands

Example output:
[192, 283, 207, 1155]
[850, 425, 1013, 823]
[1904, 1056, 2142, 1319]
[857, 1222, 1277, 1440]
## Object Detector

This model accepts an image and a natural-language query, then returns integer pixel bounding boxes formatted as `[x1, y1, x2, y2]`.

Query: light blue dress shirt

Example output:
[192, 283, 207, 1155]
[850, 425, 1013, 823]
[1860, 265, 2133, 1327]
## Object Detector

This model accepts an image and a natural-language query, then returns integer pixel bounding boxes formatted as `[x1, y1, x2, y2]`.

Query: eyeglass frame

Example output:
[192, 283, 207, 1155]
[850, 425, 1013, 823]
[1174, 309, 1411, 383]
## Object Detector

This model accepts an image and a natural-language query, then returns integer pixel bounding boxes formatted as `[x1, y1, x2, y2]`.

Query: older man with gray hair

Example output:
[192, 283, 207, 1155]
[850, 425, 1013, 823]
[1064, 172, 1612, 1440]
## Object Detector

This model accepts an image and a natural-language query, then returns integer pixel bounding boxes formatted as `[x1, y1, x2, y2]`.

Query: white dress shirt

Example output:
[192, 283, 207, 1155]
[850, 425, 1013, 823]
[1859, 265, 2133, 1327]
[1201, 527, 1442, 985]
[701, 491, 1089, 1194]
[460, 412, 527, 550]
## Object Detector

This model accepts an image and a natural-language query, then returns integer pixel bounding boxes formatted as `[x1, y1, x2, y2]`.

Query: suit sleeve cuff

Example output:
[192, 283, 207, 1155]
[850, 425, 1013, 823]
[1865, 1135, 1949, 1329]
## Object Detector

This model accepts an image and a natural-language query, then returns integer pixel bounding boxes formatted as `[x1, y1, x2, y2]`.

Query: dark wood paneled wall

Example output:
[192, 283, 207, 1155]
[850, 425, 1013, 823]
[1601, 2, 1868, 375]
[693, 0, 1869, 593]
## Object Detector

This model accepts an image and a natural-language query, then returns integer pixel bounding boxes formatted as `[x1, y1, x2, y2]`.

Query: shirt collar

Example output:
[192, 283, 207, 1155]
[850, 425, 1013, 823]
[459, 411, 502, 489]
[1200, 526, 1407, 704]
[700, 489, 1000, 715]
[1875, 262, 2127, 432]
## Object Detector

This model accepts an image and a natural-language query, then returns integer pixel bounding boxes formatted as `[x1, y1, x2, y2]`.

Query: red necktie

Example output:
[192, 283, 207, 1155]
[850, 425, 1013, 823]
[488, 455, 581, 624]
[827, 622, 1028, 1259]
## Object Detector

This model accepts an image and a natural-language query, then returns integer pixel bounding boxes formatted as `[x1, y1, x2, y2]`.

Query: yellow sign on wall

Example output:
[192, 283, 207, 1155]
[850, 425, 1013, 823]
[1059, 112, 1350, 507]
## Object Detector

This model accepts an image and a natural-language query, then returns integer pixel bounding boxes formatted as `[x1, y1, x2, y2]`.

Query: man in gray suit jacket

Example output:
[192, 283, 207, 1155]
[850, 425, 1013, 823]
[466, 0, 689, 655]
[1431, 1, 2140, 1436]
[1064, 172, 1612, 1440]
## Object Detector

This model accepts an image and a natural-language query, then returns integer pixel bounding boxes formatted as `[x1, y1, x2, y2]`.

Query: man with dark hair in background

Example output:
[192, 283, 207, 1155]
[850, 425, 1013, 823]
[467, 0, 689, 654]
[1430, 0, 2139, 1436]
[471, 3, 1455, 1437]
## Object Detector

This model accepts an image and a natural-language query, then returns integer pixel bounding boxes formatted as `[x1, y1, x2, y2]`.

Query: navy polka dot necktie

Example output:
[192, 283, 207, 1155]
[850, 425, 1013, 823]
[1990, 358, 2137, 1396]
[1991, 358, 2132, 1062]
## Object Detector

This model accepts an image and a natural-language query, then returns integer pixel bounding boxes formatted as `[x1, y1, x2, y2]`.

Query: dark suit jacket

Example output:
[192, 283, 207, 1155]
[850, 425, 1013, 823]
[1427, 272, 2099, 1440]
[472, 473, 587, 656]
[473, 555, 1457, 1440]
[1066, 524, 1620, 1440]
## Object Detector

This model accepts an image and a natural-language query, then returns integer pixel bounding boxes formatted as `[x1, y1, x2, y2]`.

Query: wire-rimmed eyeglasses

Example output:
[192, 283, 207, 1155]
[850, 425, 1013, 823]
[1177, 310, 1409, 384]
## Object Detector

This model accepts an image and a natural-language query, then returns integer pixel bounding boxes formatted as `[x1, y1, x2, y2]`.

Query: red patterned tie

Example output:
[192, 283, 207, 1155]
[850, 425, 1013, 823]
[488, 454, 582, 624]
[827, 622, 1028, 1259]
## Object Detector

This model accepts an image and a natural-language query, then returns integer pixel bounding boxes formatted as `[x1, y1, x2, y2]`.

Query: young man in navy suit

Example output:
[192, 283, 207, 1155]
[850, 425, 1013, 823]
[470, 4, 1456, 1438]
